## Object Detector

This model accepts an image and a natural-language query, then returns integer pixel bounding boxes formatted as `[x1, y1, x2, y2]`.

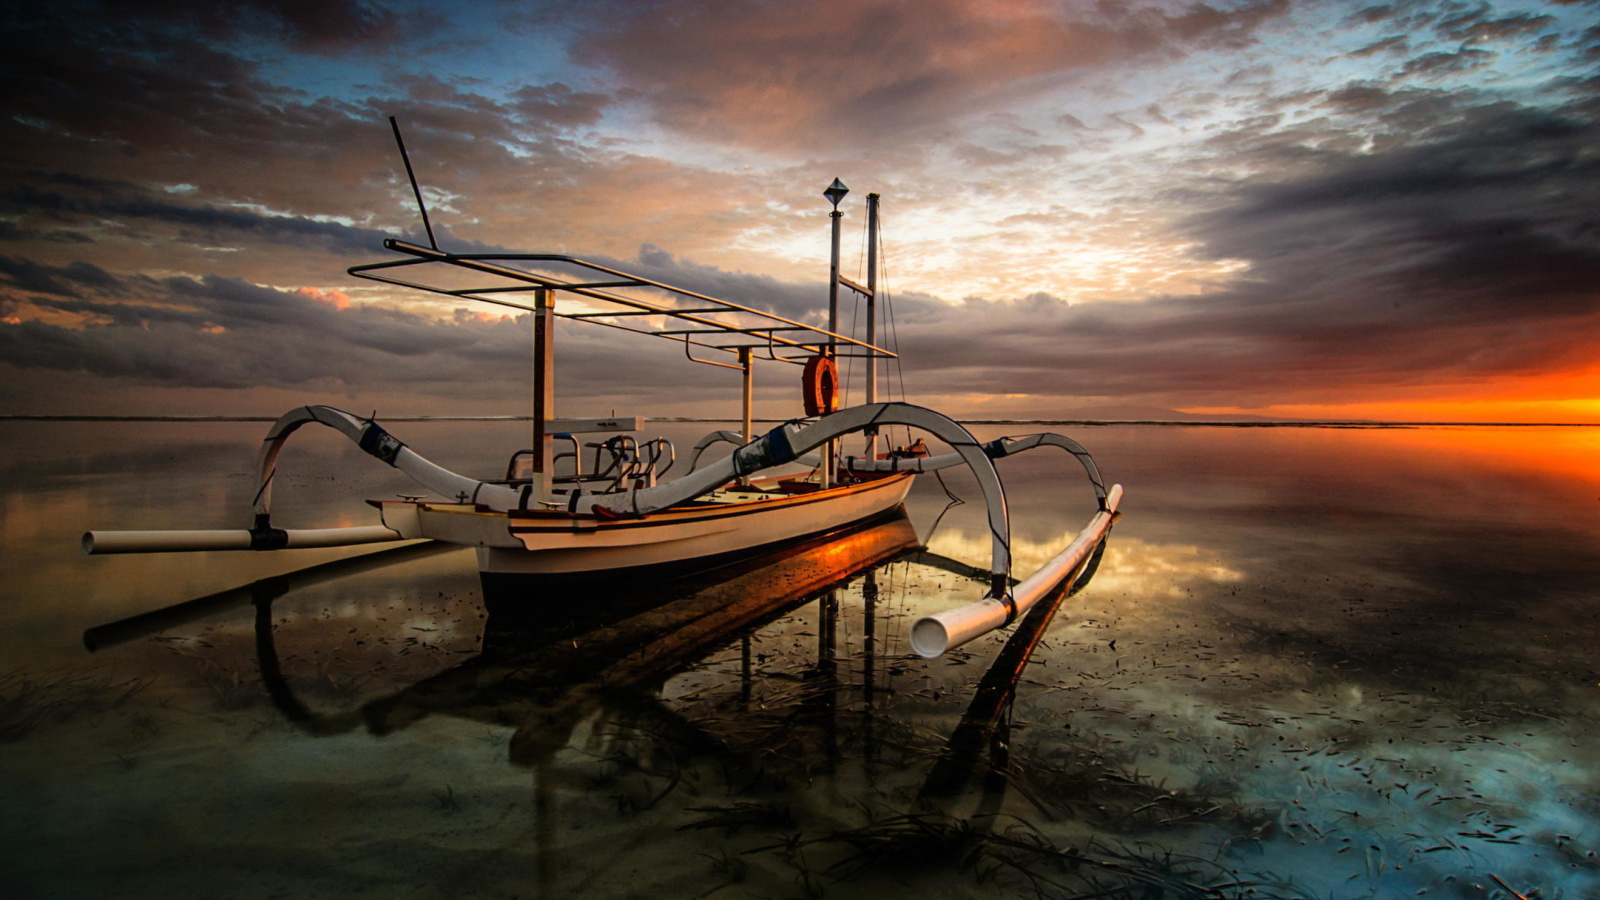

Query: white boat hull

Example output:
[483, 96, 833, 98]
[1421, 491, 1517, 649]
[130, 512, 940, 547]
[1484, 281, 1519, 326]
[373, 472, 915, 575]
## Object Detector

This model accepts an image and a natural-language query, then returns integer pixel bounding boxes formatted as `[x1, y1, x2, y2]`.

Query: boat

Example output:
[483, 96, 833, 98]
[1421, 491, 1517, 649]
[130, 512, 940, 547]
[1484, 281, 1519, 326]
[81, 126, 1123, 658]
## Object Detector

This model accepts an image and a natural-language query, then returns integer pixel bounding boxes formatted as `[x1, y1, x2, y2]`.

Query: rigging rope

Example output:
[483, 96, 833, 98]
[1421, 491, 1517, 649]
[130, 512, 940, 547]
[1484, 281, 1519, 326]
[876, 213, 915, 450]
[842, 210, 871, 412]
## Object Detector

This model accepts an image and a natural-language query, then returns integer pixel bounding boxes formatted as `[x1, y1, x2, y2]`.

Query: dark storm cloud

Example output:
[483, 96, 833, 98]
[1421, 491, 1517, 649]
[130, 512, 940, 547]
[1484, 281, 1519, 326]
[0, 178, 393, 255]
[19, 0, 401, 54]
[0, 257, 128, 299]
[0, 3, 614, 233]
[0, 222, 95, 244]
[0, 10, 382, 221]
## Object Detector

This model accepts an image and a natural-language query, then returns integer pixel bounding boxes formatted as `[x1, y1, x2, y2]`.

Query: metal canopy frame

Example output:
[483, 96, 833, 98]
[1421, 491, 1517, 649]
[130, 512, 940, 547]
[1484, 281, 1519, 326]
[348, 239, 896, 369]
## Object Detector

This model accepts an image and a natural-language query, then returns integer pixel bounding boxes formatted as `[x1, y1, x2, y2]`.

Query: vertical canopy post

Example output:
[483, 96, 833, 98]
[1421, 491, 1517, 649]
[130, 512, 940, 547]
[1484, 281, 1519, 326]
[532, 287, 555, 501]
[739, 346, 754, 443]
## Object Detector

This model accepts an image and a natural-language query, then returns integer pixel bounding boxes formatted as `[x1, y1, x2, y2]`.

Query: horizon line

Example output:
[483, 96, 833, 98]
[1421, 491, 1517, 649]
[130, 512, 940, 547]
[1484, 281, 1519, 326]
[2, 414, 1596, 428]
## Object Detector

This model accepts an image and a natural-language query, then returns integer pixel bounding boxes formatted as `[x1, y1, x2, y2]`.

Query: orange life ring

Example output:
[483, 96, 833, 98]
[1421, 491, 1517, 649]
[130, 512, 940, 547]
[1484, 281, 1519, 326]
[801, 355, 839, 417]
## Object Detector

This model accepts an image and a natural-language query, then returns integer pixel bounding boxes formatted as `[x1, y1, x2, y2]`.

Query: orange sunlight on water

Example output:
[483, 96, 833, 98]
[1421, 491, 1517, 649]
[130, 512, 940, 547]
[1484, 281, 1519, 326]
[1193, 398, 1600, 425]
[1328, 424, 1600, 494]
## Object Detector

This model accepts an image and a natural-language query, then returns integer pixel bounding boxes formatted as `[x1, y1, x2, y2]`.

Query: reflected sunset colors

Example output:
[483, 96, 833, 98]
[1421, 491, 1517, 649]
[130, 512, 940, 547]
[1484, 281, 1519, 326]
[1, 420, 1598, 898]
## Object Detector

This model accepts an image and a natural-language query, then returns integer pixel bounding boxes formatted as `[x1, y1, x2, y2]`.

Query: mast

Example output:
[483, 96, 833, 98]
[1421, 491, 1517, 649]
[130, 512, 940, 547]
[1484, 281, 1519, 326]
[865, 192, 880, 458]
[825, 178, 848, 356]
[388, 116, 438, 251]
[822, 179, 849, 490]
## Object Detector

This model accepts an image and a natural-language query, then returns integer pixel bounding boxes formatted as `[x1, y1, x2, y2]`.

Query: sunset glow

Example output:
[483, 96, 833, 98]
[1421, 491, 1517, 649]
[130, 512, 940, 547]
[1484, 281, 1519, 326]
[1, 1, 1597, 420]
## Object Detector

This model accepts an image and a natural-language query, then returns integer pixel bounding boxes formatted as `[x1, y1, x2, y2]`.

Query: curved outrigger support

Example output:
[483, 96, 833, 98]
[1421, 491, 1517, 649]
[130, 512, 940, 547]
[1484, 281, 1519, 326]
[253, 406, 523, 522]
[685, 430, 748, 472]
[562, 402, 1016, 592]
[843, 431, 1109, 510]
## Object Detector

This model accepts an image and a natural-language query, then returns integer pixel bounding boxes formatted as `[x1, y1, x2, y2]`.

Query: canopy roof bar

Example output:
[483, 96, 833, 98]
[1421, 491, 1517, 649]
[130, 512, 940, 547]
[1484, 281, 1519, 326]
[565, 308, 731, 318]
[656, 326, 811, 336]
[349, 239, 897, 368]
[838, 274, 872, 297]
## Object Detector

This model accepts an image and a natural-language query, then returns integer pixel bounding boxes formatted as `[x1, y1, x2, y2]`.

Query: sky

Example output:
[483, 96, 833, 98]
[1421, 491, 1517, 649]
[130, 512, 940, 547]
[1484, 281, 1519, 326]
[1, 0, 1598, 422]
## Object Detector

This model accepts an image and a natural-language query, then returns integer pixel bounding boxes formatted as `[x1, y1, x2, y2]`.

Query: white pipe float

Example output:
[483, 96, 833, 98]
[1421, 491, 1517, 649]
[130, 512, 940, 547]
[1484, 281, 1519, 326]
[909, 483, 1122, 659]
[83, 525, 405, 555]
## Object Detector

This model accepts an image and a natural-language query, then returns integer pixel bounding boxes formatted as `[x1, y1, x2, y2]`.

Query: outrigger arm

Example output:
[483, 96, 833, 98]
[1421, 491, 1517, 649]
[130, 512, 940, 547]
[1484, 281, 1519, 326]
[842, 432, 1110, 508]
[690, 429, 1108, 509]
[569, 401, 1016, 591]
[251, 406, 524, 518]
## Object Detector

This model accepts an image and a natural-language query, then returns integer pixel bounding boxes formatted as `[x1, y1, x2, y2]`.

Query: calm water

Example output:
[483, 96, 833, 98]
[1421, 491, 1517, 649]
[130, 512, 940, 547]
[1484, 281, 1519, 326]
[2, 420, 1598, 899]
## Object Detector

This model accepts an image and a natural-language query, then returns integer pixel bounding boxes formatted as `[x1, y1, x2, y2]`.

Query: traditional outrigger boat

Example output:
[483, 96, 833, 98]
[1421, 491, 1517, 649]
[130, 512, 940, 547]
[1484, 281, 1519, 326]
[82, 136, 1122, 658]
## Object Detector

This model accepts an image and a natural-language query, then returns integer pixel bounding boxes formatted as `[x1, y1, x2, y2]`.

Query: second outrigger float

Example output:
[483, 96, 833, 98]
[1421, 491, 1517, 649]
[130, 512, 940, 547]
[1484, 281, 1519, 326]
[82, 133, 1122, 659]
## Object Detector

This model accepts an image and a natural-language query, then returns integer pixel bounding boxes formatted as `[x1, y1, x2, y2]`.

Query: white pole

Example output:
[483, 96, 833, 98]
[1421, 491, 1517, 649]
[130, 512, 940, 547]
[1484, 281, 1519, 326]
[84, 525, 405, 555]
[909, 484, 1122, 658]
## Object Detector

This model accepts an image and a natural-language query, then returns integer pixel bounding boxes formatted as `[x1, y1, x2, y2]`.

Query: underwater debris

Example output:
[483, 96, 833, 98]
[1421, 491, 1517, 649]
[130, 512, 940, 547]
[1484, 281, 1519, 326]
[0, 669, 152, 741]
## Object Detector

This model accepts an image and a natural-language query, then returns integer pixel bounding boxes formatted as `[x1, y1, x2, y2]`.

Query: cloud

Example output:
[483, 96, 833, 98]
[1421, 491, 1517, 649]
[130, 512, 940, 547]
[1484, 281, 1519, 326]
[1350, 34, 1409, 58]
[22, 0, 402, 54]
[3, 0, 1598, 420]
[509, 83, 611, 131]
[0, 247, 783, 407]
[575, 0, 1289, 153]
[0, 177, 398, 255]
[0, 6, 620, 242]
[879, 99, 1600, 403]
[1398, 48, 1497, 80]
[1434, 9, 1555, 45]
[8, 89, 1597, 414]
[0, 256, 128, 298]
[297, 286, 351, 309]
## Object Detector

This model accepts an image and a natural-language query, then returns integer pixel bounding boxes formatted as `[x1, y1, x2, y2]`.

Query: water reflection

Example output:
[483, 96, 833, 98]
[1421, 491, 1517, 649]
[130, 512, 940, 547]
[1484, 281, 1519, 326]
[4, 422, 1600, 898]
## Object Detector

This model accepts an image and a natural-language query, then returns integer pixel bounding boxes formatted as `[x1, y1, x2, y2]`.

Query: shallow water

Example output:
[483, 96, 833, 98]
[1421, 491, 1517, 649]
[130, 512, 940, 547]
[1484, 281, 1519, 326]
[2, 420, 1598, 899]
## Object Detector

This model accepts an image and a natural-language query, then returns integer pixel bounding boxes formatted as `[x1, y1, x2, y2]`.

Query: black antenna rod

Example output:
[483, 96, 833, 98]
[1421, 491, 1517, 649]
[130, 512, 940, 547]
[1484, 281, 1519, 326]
[389, 115, 438, 251]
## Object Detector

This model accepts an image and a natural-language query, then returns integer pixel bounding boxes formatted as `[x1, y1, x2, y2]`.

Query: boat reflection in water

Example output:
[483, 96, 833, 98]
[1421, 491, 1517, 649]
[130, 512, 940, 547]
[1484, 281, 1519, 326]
[84, 508, 1179, 898]
[356, 511, 924, 764]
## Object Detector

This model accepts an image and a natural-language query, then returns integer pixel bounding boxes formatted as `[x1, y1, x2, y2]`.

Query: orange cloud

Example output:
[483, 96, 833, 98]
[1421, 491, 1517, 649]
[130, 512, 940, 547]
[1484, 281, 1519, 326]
[296, 286, 350, 309]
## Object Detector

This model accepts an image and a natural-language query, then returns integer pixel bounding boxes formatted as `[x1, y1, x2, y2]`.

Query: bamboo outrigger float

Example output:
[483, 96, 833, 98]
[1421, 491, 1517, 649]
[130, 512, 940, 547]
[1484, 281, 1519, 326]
[82, 129, 1123, 658]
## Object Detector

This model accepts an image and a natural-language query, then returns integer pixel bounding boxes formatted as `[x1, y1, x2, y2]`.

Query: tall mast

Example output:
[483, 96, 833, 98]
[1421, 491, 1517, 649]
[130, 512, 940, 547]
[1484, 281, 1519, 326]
[865, 192, 880, 458]
[822, 178, 849, 491]
[824, 178, 849, 358]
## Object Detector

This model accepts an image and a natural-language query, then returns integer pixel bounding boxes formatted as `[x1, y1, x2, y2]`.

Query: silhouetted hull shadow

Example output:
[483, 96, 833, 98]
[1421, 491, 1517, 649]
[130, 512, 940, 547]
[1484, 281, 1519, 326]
[360, 511, 923, 762]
